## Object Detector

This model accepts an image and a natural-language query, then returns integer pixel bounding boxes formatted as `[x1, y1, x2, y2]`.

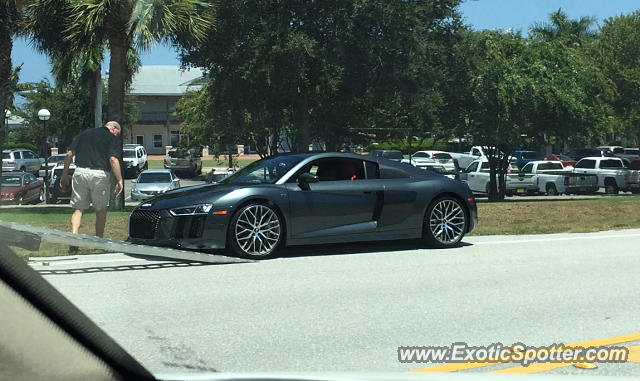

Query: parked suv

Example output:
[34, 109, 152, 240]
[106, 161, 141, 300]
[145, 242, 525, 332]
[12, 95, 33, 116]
[122, 144, 148, 178]
[164, 148, 202, 177]
[2, 149, 41, 175]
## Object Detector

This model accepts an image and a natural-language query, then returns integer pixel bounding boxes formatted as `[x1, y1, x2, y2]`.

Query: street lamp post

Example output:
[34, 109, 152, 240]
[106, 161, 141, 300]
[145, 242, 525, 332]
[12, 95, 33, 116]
[4, 109, 9, 145]
[38, 109, 51, 203]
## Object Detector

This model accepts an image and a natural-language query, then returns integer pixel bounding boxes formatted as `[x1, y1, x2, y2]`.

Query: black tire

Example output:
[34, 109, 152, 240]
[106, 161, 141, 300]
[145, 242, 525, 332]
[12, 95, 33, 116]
[605, 179, 619, 194]
[423, 196, 467, 249]
[546, 183, 558, 196]
[228, 203, 284, 258]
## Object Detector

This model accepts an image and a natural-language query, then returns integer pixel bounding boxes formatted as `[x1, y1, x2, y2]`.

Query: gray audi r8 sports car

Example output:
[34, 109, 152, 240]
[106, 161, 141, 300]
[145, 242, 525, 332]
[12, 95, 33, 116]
[128, 152, 477, 258]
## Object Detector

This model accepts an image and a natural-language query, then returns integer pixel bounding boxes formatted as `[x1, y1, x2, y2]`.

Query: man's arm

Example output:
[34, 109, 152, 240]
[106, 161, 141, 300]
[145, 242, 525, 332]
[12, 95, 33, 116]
[109, 156, 124, 196]
[59, 150, 74, 189]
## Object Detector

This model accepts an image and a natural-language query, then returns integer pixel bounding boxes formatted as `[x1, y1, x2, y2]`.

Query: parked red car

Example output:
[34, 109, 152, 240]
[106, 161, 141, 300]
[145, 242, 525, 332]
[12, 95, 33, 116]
[542, 154, 577, 168]
[0, 171, 44, 205]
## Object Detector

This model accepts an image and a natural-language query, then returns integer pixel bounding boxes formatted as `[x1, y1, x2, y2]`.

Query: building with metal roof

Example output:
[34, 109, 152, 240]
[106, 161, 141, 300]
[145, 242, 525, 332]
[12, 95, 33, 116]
[125, 65, 206, 154]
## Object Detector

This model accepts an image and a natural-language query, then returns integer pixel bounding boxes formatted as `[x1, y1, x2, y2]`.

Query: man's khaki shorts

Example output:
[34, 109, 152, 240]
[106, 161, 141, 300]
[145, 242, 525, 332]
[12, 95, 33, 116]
[70, 167, 111, 210]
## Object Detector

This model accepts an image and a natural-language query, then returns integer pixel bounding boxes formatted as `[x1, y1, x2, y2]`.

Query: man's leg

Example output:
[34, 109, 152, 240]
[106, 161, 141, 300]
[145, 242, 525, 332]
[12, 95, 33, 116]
[95, 208, 107, 238]
[71, 209, 83, 234]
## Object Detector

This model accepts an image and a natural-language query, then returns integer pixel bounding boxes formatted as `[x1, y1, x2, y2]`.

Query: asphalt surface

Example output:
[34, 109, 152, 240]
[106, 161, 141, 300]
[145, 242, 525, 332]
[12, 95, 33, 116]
[29, 229, 640, 377]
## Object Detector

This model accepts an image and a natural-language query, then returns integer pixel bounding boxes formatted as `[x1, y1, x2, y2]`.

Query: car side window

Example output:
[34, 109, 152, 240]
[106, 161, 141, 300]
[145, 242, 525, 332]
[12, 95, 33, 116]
[466, 162, 479, 173]
[522, 163, 533, 173]
[15, 151, 23, 159]
[472, 148, 481, 156]
[301, 158, 366, 182]
[575, 159, 595, 169]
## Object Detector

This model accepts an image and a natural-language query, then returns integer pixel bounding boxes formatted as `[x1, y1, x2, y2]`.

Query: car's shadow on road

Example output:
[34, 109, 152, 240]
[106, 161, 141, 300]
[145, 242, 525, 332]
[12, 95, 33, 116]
[273, 239, 473, 259]
[34, 260, 215, 276]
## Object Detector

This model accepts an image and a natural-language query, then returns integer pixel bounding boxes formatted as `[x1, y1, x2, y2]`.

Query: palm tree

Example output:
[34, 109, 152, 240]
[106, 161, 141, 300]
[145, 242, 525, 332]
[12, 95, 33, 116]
[64, 0, 214, 125]
[0, 0, 23, 137]
[530, 8, 596, 46]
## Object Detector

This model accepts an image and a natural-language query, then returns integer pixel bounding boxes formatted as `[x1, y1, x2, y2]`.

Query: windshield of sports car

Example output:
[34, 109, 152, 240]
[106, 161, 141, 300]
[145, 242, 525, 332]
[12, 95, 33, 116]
[1, 175, 22, 186]
[137, 173, 172, 183]
[221, 156, 304, 184]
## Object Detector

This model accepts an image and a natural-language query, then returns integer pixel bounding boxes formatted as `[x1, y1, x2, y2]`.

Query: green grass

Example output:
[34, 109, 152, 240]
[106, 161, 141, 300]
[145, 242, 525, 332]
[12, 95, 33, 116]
[4, 197, 640, 258]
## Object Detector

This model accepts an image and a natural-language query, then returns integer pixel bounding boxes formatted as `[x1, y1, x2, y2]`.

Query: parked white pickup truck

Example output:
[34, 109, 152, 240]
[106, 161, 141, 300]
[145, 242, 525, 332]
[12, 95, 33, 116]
[449, 146, 487, 170]
[520, 161, 598, 195]
[460, 159, 538, 195]
[572, 157, 640, 194]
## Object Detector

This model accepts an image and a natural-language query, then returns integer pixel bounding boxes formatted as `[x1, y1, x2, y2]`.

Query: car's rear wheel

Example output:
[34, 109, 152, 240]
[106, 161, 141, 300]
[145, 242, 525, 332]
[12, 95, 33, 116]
[228, 203, 283, 258]
[546, 183, 558, 196]
[423, 196, 467, 248]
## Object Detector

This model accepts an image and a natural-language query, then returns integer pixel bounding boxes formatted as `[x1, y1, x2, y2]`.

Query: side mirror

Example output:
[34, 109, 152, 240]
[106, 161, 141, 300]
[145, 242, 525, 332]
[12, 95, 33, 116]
[297, 172, 319, 190]
[131, 180, 137, 184]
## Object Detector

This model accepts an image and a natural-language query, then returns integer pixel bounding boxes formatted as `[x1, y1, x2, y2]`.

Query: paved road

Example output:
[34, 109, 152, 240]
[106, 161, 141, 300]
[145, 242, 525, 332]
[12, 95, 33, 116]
[30, 229, 640, 377]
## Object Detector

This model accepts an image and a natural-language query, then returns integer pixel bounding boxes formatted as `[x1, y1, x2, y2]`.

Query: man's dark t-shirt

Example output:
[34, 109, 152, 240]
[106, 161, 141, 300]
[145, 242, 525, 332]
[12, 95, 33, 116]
[69, 127, 119, 171]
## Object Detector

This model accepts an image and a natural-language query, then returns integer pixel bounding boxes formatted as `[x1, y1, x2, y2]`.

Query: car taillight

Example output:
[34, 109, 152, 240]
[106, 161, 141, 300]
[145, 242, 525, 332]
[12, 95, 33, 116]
[7, 161, 15, 165]
[564, 177, 569, 186]
[40, 164, 46, 170]
[467, 196, 475, 203]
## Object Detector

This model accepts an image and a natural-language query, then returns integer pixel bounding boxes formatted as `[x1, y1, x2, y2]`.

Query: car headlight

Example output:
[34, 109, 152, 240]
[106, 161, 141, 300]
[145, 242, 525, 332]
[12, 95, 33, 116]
[169, 203, 213, 216]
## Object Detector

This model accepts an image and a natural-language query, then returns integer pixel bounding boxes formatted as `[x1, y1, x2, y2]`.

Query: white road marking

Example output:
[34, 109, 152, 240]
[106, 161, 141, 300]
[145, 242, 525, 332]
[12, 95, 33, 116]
[470, 232, 640, 245]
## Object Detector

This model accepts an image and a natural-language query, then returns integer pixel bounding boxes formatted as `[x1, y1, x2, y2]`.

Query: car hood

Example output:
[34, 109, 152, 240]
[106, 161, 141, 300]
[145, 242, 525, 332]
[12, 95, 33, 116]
[135, 182, 264, 210]
[134, 183, 174, 191]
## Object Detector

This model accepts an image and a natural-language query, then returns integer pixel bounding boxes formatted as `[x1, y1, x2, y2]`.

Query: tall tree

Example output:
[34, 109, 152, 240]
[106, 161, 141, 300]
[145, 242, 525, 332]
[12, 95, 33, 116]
[179, 0, 462, 153]
[0, 0, 23, 142]
[63, 0, 214, 125]
[530, 8, 596, 46]
[25, 0, 102, 128]
[598, 11, 640, 146]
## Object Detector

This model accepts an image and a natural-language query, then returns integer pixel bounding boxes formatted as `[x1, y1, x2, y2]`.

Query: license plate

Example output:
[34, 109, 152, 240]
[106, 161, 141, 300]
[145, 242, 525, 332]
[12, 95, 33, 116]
[517, 188, 525, 193]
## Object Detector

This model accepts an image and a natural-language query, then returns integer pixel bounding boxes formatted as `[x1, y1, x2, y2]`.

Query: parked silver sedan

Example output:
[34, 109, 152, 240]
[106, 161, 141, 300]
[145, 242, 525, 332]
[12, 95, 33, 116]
[130, 169, 180, 201]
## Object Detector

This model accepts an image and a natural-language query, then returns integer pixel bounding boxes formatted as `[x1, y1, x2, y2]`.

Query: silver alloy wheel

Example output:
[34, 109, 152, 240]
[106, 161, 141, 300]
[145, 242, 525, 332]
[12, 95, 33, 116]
[428, 199, 466, 245]
[234, 204, 281, 256]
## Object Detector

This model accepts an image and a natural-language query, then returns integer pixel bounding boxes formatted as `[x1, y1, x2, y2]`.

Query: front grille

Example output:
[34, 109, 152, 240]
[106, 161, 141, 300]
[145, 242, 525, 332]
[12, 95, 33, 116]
[129, 210, 161, 239]
[141, 190, 160, 195]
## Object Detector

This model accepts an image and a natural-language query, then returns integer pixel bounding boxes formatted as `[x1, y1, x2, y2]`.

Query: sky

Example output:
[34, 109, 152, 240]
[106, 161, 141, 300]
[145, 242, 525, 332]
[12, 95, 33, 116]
[10, 0, 640, 86]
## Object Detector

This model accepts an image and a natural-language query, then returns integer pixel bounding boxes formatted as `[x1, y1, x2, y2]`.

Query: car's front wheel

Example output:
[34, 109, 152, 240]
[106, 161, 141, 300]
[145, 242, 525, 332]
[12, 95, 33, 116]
[423, 196, 467, 248]
[228, 203, 283, 258]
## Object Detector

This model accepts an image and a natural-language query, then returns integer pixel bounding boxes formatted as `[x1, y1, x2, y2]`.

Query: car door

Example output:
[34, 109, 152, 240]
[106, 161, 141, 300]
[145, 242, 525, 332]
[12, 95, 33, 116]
[285, 157, 384, 240]
[23, 151, 39, 174]
[465, 162, 483, 192]
[573, 159, 598, 185]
